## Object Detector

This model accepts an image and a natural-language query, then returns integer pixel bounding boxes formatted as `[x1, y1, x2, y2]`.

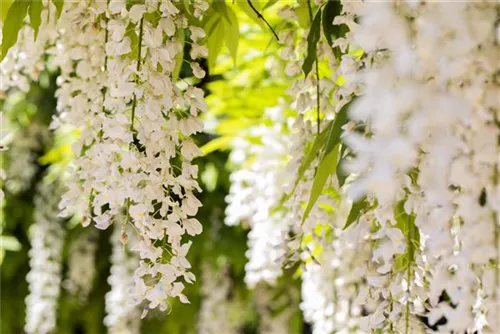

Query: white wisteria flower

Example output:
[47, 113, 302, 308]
[25, 181, 66, 334]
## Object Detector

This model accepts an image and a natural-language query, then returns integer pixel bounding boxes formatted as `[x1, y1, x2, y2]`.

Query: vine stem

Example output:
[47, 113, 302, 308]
[405, 223, 413, 334]
[306, 0, 321, 136]
[246, 0, 279, 42]
[130, 16, 144, 133]
[493, 104, 500, 329]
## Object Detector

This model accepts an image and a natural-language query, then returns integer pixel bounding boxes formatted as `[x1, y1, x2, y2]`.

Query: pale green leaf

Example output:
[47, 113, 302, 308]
[237, 1, 265, 29]
[0, 235, 22, 251]
[51, 0, 63, 19]
[205, 15, 224, 70]
[172, 28, 185, 81]
[29, 0, 43, 39]
[200, 136, 232, 155]
[223, 5, 239, 65]
[302, 144, 339, 224]
[286, 103, 349, 201]
[302, 7, 321, 78]
[1, 0, 30, 61]
[296, 0, 311, 29]
[343, 196, 367, 230]
[0, 0, 14, 22]
[393, 199, 420, 271]
[263, 0, 278, 10]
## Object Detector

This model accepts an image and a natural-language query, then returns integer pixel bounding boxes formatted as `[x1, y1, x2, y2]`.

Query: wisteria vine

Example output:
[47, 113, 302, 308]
[1, 0, 499, 333]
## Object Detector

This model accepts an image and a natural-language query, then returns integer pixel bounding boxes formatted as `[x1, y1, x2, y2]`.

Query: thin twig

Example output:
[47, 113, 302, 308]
[246, 0, 279, 42]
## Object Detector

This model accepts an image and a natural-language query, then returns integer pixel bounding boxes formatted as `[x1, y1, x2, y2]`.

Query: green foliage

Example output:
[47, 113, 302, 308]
[343, 196, 368, 230]
[263, 0, 279, 10]
[237, 0, 265, 29]
[1, 0, 30, 61]
[296, 0, 311, 29]
[204, 1, 240, 69]
[301, 144, 339, 224]
[204, 13, 224, 70]
[322, 0, 348, 58]
[51, 0, 63, 19]
[302, 7, 321, 78]
[336, 144, 348, 187]
[173, 28, 185, 81]
[28, 0, 42, 39]
[0, 0, 14, 21]
[1, 0, 66, 60]
[393, 199, 420, 272]
[287, 103, 350, 203]
[200, 135, 232, 155]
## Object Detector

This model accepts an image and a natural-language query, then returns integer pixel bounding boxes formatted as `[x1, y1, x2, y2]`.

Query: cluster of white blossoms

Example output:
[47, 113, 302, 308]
[0, 3, 56, 93]
[105, 221, 141, 334]
[25, 181, 66, 334]
[300, 198, 372, 334]
[47, 0, 208, 312]
[4, 124, 49, 193]
[339, 0, 500, 332]
[0, 113, 7, 201]
[225, 106, 294, 287]
[197, 263, 241, 334]
[64, 228, 98, 302]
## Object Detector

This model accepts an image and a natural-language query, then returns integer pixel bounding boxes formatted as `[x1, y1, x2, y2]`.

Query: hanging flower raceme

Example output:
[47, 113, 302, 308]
[51, 0, 208, 312]
[4, 123, 50, 193]
[105, 219, 141, 334]
[64, 228, 98, 302]
[225, 106, 294, 287]
[255, 283, 301, 334]
[197, 263, 242, 334]
[341, 0, 500, 332]
[25, 181, 66, 334]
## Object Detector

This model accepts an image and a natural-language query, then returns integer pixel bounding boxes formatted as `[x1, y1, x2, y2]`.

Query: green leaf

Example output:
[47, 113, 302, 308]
[322, 102, 348, 155]
[302, 144, 339, 224]
[223, 4, 239, 65]
[205, 15, 224, 70]
[284, 124, 329, 202]
[343, 196, 367, 230]
[124, 22, 138, 59]
[200, 136, 232, 155]
[0, 0, 14, 22]
[237, 1, 265, 29]
[286, 103, 350, 202]
[212, 0, 230, 22]
[51, 0, 63, 19]
[29, 0, 43, 40]
[302, 7, 321, 78]
[336, 144, 348, 187]
[393, 199, 420, 271]
[125, 0, 144, 10]
[1, 0, 30, 61]
[321, 0, 342, 47]
[296, 0, 311, 29]
[263, 0, 278, 10]
[172, 28, 185, 82]
[183, 0, 192, 15]
[0, 235, 22, 251]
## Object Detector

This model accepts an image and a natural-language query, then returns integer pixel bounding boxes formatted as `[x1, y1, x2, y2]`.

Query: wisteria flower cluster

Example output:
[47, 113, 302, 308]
[36, 0, 208, 313]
